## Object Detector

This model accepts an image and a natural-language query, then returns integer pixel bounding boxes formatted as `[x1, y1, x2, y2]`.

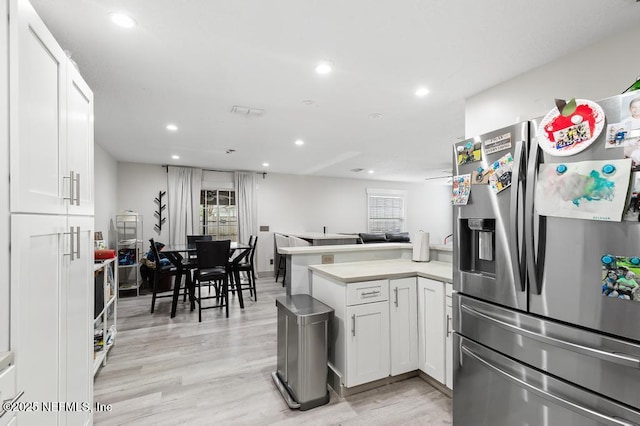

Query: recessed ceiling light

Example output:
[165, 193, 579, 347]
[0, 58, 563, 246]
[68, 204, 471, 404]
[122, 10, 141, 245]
[369, 113, 383, 119]
[368, 170, 374, 174]
[110, 12, 136, 28]
[166, 124, 178, 131]
[295, 139, 304, 146]
[315, 61, 333, 75]
[415, 87, 430, 97]
[302, 100, 315, 105]
[262, 162, 270, 167]
[171, 155, 180, 160]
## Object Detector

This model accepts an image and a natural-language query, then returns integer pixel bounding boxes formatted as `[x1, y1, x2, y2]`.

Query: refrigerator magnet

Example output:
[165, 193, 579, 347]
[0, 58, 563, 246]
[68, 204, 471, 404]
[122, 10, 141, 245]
[601, 254, 640, 303]
[456, 141, 482, 165]
[472, 167, 490, 185]
[452, 174, 471, 205]
[484, 132, 512, 155]
[537, 99, 605, 156]
[488, 153, 514, 194]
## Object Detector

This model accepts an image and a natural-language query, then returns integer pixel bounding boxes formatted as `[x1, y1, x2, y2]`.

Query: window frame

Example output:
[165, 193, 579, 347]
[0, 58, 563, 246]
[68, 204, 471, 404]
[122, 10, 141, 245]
[366, 188, 407, 233]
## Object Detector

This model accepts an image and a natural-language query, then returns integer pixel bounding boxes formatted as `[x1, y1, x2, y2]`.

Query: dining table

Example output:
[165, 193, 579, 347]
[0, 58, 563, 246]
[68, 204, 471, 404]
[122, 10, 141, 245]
[160, 242, 251, 318]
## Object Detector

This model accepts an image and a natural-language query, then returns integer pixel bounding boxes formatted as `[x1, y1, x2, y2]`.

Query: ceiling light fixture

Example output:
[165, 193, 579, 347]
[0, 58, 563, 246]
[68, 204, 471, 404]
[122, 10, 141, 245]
[368, 170, 374, 174]
[415, 87, 430, 97]
[302, 100, 315, 105]
[369, 113, 383, 120]
[295, 139, 304, 146]
[166, 124, 178, 131]
[262, 162, 270, 167]
[315, 61, 333, 75]
[110, 12, 137, 28]
[171, 155, 180, 160]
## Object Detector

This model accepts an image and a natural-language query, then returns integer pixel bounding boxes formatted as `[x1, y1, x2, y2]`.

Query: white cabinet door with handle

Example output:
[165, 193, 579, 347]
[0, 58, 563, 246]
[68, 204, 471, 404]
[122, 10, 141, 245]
[345, 301, 390, 387]
[417, 277, 445, 383]
[389, 277, 418, 376]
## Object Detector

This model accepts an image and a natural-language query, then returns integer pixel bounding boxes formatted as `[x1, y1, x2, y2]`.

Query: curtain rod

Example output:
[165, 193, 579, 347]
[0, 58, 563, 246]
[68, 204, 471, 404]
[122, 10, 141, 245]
[161, 164, 267, 179]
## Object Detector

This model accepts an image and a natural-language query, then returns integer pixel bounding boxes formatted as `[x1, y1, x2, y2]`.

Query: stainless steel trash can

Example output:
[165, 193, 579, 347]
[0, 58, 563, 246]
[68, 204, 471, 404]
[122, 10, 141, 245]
[272, 294, 333, 411]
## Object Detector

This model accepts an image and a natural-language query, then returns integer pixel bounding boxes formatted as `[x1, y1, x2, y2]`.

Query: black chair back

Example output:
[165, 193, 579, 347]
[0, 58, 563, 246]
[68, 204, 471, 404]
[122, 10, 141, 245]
[149, 238, 162, 264]
[196, 240, 231, 270]
[187, 234, 213, 249]
[248, 235, 258, 264]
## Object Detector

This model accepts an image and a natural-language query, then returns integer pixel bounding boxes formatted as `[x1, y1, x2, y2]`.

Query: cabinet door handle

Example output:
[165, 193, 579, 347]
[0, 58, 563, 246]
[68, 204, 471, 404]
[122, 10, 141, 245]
[394, 287, 399, 307]
[75, 173, 81, 206]
[351, 314, 356, 337]
[64, 170, 76, 204]
[65, 226, 80, 260]
[446, 314, 452, 337]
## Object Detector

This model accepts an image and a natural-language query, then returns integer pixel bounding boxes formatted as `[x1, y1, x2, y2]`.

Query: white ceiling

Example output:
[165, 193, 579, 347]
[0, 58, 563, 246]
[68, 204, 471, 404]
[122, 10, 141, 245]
[29, 0, 640, 182]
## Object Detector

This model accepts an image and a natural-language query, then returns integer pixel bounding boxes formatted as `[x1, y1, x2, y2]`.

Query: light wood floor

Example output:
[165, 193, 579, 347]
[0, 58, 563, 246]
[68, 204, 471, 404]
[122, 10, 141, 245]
[93, 276, 452, 425]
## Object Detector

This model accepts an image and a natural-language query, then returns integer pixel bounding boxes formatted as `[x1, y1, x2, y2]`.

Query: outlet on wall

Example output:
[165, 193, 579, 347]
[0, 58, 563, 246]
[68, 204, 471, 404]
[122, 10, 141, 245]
[270, 258, 273, 265]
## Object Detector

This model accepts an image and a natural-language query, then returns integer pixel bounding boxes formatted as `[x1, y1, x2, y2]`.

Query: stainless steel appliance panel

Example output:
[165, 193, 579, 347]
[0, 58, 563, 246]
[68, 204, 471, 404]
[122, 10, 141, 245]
[453, 122, 528, 310]
[455, 293, 640, 410]
[453, 334, 640, 426]
[527, 93, 640, 342]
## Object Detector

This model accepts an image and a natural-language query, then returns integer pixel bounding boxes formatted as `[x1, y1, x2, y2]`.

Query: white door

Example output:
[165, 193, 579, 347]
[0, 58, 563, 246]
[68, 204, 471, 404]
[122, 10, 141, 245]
[445, 295, 453, 389]
[9, 0, 68, 215]
[389, 277, 418, 376]
[417, 277, 445, 383]
[346, 302, 390, 387]
[11, 214, 66, 425]
[61, 216, 93, 425]
[66, 66, 94, 216]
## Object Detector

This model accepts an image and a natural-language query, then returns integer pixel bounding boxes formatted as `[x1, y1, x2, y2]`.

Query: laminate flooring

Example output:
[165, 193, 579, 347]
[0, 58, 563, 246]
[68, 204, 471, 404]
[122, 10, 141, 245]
[93, 276, 452, 425]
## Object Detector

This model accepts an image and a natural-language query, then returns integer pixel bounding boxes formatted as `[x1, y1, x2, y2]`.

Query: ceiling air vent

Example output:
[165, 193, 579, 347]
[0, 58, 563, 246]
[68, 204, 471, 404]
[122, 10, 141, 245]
[350, 168, 364, 173]
[231, 105, 264, 116]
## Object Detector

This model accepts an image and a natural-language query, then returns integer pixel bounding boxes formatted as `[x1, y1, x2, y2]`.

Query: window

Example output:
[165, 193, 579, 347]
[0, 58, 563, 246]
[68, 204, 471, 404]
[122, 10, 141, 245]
[199, 189, 238, 241]
[367, 189, 407, 233]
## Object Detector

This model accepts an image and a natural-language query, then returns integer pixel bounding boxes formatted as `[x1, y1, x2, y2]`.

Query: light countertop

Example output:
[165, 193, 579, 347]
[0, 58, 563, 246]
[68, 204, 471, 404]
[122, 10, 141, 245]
[278, 232, 360, 240]
[280, 242, 452, 255]
[309, 258, 453, 283]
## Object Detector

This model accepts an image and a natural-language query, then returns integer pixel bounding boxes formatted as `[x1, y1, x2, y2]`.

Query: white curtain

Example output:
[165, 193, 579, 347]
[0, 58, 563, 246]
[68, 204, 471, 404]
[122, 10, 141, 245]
[167, 166, 202, 246]
[234, 171, 257, 244]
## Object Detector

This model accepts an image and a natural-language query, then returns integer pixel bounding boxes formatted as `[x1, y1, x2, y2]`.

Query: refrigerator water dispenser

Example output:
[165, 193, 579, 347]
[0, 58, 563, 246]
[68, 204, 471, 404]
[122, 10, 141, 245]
[460, 218, 495, 275]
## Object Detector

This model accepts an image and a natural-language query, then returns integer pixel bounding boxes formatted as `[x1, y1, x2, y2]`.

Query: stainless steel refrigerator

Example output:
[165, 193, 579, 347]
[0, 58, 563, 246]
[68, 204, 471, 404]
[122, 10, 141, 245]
[453, 92, 640, 425]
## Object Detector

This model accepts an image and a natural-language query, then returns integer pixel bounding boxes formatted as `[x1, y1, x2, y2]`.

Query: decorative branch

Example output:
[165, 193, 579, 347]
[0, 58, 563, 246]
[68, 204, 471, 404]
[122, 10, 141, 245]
[154, 191, 167, 233]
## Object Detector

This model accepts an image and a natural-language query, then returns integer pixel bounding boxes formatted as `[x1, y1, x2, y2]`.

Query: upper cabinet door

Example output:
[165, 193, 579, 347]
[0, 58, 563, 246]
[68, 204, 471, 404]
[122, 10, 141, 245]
[9, 0, 68, 215]
[66, 65, 94, 216]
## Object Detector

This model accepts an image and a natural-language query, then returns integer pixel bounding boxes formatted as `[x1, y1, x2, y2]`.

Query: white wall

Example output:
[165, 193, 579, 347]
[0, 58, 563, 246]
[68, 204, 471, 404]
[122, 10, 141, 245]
[255, 173, 452, 273]
[466, 26, 640, 137]
[117, 162, 169, 247]
[112, 164, 453, 274]
[94, 144, 118, 248]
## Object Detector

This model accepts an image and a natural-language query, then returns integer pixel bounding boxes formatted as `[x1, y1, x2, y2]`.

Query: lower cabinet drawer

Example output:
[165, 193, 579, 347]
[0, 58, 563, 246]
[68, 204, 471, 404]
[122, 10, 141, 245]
[346, 280, 389, 305]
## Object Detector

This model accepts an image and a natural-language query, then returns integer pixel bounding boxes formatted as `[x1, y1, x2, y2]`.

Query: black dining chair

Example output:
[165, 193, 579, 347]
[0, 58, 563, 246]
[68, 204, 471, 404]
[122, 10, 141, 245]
[183, 235, 213, 300]
[232, 235, 258, 301]
[149, 238, 190, 314]
[193, 240, 232, 321]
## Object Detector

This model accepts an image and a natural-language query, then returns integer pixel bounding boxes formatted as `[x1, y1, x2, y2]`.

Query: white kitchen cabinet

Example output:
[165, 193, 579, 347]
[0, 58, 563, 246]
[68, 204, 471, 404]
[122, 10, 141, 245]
[417, 277, 445, 383]
[346, 302, 390, 387]
[389, 277, 418, 376]
[7, 1, 94, 424]
[11, 214, 93, 425]
[0, 364, 17, 426]
[445, 284, 453, 389]
[9, 0, 93, 216]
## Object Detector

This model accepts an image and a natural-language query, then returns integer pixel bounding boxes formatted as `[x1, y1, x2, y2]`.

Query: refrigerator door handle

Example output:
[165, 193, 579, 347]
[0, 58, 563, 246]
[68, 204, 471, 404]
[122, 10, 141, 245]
[461, 345, 638, 426]
[461, 304, 640, 369]
[509, 139, 526, 292]
[525, 138, 546, 295]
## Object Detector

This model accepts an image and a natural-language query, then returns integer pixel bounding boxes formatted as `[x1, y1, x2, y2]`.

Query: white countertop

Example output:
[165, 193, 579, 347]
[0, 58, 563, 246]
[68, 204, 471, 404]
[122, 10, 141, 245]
[280, 242, 412, 255]
[278, 232, 360, 240]
[309, 258, 453, 283]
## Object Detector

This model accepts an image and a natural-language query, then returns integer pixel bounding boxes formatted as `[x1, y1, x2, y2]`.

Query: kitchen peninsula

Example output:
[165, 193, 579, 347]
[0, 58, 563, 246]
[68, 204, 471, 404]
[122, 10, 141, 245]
[280, 243, 452, 295]
[308, 258, 453, 396]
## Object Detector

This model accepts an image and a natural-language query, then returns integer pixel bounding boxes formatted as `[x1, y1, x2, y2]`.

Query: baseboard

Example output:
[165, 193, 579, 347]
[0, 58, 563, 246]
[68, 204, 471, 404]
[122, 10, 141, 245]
[257, 271, 274, 278]
[327, 366, 418, 397]
[418, 371, 452, 398]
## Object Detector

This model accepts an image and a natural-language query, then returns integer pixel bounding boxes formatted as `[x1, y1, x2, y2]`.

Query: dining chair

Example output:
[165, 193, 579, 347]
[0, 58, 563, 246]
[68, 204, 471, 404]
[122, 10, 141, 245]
[274, 234, 290, 285]
[232, 235, 258, 301]
[149, 238, 190, 314]
[193, 240, 232, 321]
[184, 234, 213, 300]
